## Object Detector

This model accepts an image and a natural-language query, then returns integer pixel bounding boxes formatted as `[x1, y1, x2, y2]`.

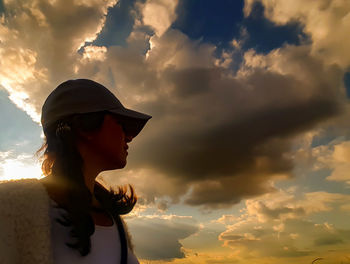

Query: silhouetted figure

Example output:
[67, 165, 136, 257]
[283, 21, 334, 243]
[0, 79, 151, 263]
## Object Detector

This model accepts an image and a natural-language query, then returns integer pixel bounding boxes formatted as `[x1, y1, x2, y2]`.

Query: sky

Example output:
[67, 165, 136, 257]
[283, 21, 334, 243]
[0, 0, 350, 263]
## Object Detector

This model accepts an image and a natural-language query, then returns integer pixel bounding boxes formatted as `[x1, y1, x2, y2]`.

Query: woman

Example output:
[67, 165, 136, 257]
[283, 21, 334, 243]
[0, 79, 151, 263]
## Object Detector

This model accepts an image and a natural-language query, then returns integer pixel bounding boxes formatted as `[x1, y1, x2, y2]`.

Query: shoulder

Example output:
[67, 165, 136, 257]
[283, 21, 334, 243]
[0, 179, 53, 263]
[0, 177, 43, 187]
[0, 178, 49, 214]
[0, 178, 46, 192]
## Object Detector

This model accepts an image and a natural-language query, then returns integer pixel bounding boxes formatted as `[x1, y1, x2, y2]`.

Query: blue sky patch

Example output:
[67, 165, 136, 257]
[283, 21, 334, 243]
[275, 169, 350, 196]
[172, 0, 308, 57]
[0, 88, 41, 154]
[170, 0, 309, 74]
[92, 0, 142, 47]
[242, 1, 310, 54]
[171, 0, 244, 52]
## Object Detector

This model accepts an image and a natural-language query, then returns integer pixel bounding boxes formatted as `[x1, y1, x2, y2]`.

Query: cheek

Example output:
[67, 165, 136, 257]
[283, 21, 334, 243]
[101, 134, 126, 166]
[106, 132, 124, 154]
[90, 121, 127, 168]
[91, 141, 125, 169]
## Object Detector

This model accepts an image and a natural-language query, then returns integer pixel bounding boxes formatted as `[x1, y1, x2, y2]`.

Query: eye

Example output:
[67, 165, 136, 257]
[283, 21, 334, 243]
[110, 114, 133, 136]
[112, 115, 127, 132]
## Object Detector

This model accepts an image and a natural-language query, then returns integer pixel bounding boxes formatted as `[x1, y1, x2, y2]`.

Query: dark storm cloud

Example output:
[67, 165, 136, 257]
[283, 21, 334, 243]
[164, 67, 220, 96]
[128, 51, 342, 207]
[74, 26, 345, 208]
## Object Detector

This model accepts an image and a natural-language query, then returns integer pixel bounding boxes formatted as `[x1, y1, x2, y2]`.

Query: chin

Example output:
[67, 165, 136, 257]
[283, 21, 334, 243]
[115, 159, 127, 169]
[119, 162, 127, 169]
[104, 159, 127, 171]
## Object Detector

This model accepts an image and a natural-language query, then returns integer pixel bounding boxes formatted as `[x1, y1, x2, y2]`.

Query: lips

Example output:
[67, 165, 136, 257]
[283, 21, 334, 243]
[125, 145, 129, 155]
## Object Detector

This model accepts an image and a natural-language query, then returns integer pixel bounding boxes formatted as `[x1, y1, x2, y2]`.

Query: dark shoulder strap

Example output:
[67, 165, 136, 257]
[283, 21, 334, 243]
[115, 215, 128, 264]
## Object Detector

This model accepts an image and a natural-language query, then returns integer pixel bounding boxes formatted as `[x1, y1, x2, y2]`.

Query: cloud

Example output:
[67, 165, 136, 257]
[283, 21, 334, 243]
[146, 30, 216, 70]
[299, 138, 350, 185]
[244, 190, 350, 222]
[0, 0, 117, 120]
[127, 42, 341, 208]
[324, 141, 350, 184]
[314, 236, 344, 246]
[81, 45, 107, 62]
[215, 215, 238, 225]
[0, 151, 42, 181]
[217, 189, 350, 260]
[139, 0, 179, 36]
[100, 168, 189, 206]
[92, 27, 344, 209]
[125, 214, 199, 260]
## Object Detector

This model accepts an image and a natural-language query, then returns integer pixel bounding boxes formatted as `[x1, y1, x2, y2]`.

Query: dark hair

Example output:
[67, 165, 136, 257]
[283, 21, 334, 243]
[36, 111, 137, 256]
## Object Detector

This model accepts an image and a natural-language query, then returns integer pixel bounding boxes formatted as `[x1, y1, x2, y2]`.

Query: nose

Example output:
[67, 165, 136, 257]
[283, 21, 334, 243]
[125, 134, 133, 143]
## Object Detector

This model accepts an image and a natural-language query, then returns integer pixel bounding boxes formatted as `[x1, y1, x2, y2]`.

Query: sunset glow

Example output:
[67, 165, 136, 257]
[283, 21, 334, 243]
[0, 155, 42, 181]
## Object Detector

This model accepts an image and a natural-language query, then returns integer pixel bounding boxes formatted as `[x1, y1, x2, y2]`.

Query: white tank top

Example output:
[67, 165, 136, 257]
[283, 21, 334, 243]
[49, 200, 139, 264]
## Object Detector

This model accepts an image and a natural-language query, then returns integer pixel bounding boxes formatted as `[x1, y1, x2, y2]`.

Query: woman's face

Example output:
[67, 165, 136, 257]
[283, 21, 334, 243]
[84, 114, 133, 170]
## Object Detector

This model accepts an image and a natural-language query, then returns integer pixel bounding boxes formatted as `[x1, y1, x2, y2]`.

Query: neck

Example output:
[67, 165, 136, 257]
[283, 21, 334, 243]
[81, 163, 104, 208]
[77, 140, 105, 203]
[82, 165, 99, 194]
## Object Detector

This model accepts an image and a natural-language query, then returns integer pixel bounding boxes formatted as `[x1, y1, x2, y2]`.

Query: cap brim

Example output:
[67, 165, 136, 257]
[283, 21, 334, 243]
[108, 107, 152, 138]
